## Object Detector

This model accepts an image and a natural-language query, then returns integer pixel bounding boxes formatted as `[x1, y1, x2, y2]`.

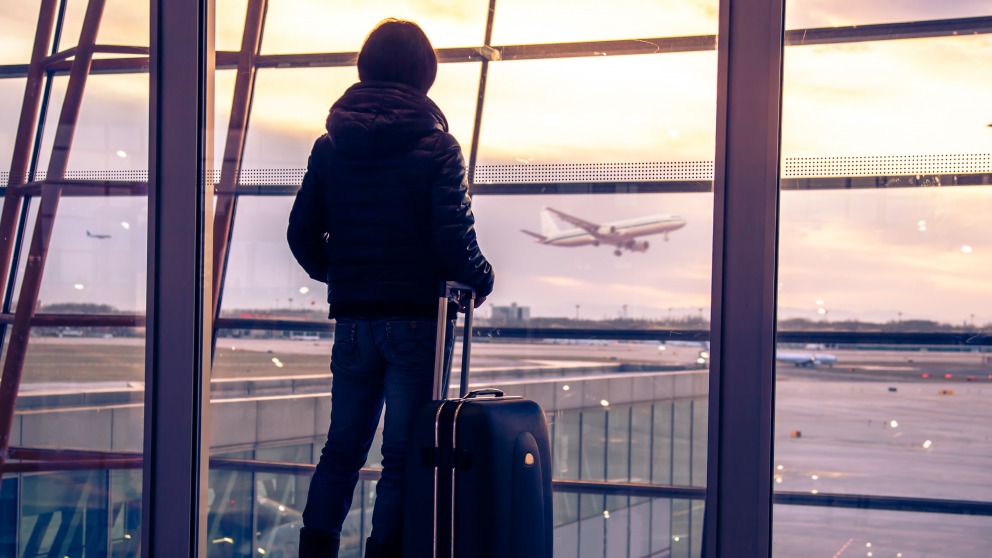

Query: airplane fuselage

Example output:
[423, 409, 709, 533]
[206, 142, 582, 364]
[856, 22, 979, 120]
[541, 215, 685, 247]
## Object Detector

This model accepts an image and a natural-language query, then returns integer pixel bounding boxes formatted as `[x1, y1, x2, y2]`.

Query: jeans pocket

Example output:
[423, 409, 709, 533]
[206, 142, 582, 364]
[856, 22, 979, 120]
[386, 319, 435, 361]
[331, 320, 361, 367]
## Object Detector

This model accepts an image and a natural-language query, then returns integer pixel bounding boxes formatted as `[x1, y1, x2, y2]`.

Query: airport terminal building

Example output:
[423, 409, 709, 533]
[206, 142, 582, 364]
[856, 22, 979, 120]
[0, 1, 990, 557]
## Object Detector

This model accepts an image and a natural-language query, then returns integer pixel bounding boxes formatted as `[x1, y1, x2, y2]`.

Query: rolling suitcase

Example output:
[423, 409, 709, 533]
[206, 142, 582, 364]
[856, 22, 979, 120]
[402, 282, 553, 558]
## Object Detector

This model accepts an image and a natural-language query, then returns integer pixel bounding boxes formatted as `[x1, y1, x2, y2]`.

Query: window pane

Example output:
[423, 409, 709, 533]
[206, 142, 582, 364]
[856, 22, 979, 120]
[217, 0, 250, 52]
[491, 0, 718, 45]
[776, 0, 992, 553]
[2, 2, 148, 549]
[260, 0, 489, 54]
[0, 78, 26, 176]
[0, 1, 42, 64]
[36, 74, 149, 174]
[478, 53, 717, 166]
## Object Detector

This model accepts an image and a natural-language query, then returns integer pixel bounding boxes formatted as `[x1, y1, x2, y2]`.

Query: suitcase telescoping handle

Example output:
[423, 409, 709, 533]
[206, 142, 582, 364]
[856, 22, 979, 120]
[433, 281, 475, 400]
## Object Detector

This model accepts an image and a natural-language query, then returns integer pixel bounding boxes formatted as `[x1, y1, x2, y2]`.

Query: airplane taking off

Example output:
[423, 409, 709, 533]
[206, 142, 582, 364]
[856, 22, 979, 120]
[521, 207, 687, 256]
[86, 230, 110, 239]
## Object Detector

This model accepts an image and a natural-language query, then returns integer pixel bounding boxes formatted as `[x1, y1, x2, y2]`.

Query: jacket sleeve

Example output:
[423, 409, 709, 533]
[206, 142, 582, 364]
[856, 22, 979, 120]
[429, 134, 495, 297]
[287, 140, 329, 283]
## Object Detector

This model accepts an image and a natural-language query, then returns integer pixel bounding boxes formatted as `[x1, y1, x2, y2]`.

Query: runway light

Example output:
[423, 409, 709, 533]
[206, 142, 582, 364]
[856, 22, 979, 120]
[658, 345, 666, 351]
[562, 385, 570, 391]
[272, 357, 284, 368]
[603, 510, 610, 519]
[121, 221, 130, 230]
[700, 351, 710, 359]
[299, 286, 310, 295]
[816, 299, 824, 306]
[923, 440, 933, 449]
[817, 307, 827, 315]
[124, 534, 131, 539]
[867, 553, 872, 557]
[897, 554, 902, 557]
[961, 245, 973, 254]
[777, 465, 784, 471]
[116, 150, 127, 158]
[866, 542, 872, 548]
[811, 475, 819, 480]
[258, 548, 266, 555]
[278, 505, 286, 512]
[600, 399, 610, 407]
[74, 283, 84, 290]
[696, 357, 706, 364]
[811, 489, 819, 494]
[673, 536, 681, 542]
[889, 420, 899, 428]
[775, 477, 783, 484]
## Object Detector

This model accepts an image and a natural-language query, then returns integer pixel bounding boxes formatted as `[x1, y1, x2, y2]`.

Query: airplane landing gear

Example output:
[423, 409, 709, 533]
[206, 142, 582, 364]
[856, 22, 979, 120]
[614, 249, 622, 256]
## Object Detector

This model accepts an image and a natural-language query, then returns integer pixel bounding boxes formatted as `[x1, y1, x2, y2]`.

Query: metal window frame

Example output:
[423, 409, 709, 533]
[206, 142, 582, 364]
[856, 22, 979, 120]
[142, 0, 214, 555]
[705, 0, 785, 556]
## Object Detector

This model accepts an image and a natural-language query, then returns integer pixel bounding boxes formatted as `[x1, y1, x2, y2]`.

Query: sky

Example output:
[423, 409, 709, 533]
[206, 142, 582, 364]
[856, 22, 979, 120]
[0, 0, 990, 324]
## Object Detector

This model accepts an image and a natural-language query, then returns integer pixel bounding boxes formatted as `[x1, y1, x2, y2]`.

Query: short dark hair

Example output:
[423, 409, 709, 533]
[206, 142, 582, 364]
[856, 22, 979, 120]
[357, 19, 438, 94]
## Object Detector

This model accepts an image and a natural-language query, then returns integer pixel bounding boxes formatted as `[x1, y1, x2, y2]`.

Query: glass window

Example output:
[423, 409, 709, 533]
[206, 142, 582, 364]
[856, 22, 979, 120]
[0, 1, 43, 64]
[0, 78, 26, 176]
[477, 53, 718, 166]
[775, 1, 992, 553]
[491, 0, 718, 45]
[36, 74, 149, 175]
[217, 0, 250, 52]
[260, 0, 489, 54]
[786, 0, 992, 29]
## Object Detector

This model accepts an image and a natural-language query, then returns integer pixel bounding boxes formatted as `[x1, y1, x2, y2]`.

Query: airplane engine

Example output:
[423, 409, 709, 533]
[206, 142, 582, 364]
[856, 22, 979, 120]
[627, 240, 649, 252]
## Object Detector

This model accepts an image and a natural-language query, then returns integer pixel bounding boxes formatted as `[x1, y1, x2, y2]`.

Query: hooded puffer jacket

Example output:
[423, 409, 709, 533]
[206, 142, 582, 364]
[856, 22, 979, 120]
[287, 81, 495, 318]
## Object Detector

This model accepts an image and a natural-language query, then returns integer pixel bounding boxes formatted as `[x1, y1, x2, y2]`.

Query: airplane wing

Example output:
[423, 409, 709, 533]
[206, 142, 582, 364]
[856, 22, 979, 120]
[545, 207, 602, 236]
[520, 229, 547, 242]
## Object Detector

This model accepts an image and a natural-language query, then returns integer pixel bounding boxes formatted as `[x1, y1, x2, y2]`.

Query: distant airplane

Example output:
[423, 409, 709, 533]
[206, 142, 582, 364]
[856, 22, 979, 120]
[86, 230, 110, 239]
[521, 207, 687, 256]
[776, 350, 838, 367]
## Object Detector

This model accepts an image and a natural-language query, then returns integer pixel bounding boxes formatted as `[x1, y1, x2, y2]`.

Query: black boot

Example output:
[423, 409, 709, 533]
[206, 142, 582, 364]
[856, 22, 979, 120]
[299, 527, 340, 558]
[364, 537, 402, 558]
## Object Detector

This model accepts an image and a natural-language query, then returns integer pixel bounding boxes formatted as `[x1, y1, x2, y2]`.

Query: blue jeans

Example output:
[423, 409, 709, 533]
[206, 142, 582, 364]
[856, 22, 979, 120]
[303, 316, 453, 551]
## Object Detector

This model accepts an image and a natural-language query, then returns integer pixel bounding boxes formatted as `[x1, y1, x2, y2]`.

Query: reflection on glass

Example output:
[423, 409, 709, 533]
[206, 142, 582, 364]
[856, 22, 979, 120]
[260, 0, 488, 54]
[491, 0, 718, 45]
[242, 63, 479, 170]
[774, 505, 992, 557]
[479, 53, 717, 165]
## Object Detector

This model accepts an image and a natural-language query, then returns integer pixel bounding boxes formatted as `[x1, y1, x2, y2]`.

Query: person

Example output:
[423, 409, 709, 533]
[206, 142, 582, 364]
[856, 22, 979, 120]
[287, 18, 495, 558]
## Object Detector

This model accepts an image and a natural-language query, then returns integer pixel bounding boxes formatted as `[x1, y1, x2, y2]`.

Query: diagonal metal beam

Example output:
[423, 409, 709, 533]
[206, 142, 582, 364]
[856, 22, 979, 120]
[211, 0, 267, 328]
[0, 0, 106, 474]
[0, 0, 59, 318]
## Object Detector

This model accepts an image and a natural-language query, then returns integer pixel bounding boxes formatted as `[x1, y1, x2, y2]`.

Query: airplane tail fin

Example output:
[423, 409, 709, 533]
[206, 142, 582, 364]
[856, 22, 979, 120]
[540, 208, 561, 237]
[520, 229, 547, 242]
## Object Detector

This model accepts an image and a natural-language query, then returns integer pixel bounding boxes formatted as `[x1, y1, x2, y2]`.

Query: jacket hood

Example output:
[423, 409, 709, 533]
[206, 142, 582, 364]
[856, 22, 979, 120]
[325, 81, 448, 158]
